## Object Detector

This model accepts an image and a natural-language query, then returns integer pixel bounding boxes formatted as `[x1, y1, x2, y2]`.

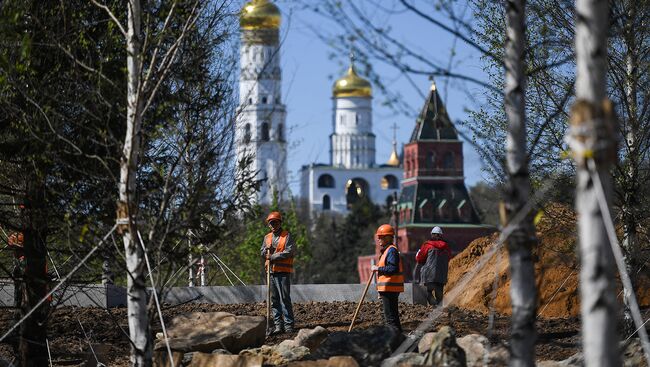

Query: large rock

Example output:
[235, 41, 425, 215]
[189, 353, 263, 367]
[456, 334, 508, 367]
[154, 312, 265, 353]
[380, 352, 425, 367]
[421, 326, 466, 367]
[293, 326, 329, 352]
[417, 332, 436, 354]
[153, 350, 185, 367]
[310, 326, 405, 366]
[538, 338, 647, 367]
[287, 356, 360, 367]
[240, 340, 311, 365]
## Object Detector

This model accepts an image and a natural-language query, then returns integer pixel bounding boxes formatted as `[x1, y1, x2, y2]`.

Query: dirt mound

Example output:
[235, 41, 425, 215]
[445, 203, 650, 318]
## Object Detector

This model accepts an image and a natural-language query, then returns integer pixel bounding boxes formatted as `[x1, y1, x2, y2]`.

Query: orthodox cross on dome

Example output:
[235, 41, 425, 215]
[348, 35, 358, 66]
[390, 122, 399, 143]
[387, 122, 400, 167]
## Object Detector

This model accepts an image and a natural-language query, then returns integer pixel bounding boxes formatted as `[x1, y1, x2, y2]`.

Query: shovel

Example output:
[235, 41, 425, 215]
[266, 249, 272, 334]
[348, 270, 375, 332]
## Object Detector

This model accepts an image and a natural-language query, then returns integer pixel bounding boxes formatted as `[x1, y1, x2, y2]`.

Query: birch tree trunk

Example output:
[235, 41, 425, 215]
[503, 1, 537, 365]
[119, 0, 151, 365]
[572, 0, 621, 365]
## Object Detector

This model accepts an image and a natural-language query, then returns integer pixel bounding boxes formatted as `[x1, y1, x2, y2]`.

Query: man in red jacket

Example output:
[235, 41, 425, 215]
[415, 226, 452, 306]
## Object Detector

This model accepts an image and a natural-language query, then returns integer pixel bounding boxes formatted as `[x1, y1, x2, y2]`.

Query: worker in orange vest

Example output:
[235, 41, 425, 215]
[370, 224, 404, 332]
[260, 211, 295, 334]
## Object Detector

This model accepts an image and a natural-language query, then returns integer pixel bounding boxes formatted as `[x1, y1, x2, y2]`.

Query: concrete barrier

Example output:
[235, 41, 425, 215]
[162, 284, 414, 305]
[0, 281, 126, 308]
[0, 281, 415, 308]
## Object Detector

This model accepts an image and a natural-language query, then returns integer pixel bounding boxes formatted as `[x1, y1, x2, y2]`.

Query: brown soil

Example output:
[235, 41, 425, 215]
[0, 302, 595, 366]
[446, 203, 650, 318]
[2, 204, 648, 365]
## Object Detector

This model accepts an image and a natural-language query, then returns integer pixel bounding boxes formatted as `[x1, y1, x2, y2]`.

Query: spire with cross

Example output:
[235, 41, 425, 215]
[387, 122, 400, 167]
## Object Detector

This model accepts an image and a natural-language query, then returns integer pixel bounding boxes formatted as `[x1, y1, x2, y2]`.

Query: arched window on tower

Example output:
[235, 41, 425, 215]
[261, 96, 268, 104]
[261, 122, 270, 141]
[426, 151, 437, 169]
[381, 175, 399, 190]
[340, 115, 346, 126]
[443, 152, 455, 169]
[244, 124, 251, 144]
[277, 123, 284, 142]
[355, 114, 359, 125]
[322, 195, 331, 210]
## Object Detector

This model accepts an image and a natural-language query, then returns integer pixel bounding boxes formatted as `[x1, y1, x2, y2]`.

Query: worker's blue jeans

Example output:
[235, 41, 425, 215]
[271, 272, 294, 328]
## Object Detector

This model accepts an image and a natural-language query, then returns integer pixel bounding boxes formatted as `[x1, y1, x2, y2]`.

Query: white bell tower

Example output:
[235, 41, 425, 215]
[236, 0, 288, 204]
[330, 57, 375, 168]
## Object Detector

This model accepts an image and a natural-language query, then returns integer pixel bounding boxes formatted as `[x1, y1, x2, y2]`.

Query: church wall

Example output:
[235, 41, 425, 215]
[299, 165, 403, 214]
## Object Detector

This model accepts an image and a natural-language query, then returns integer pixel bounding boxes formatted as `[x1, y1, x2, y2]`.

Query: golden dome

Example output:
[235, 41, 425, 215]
[332, 64, 372, 98]
[387, 147, 400, 167]
[240, 0, 281, 30]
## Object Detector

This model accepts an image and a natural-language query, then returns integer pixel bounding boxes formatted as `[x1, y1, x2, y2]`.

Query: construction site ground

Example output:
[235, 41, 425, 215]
[2, 301, 640, 366]
[1, 205, 648, 365]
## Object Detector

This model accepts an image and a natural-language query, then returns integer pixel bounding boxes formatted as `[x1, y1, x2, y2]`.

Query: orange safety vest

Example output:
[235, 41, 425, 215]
[265, 230, 294, 273]
[376, 244, 404, 293]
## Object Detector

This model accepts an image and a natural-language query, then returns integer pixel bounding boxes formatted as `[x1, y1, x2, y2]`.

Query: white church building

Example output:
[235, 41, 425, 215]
[235, 0, 288, 205]
[300, 60, 402, 213]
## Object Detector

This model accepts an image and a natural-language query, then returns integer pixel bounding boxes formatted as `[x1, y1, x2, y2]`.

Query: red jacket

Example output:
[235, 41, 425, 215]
[415, 240, 452, 264]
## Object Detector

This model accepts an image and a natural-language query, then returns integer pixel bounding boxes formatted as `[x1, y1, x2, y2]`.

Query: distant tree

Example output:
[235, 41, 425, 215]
[223, 193, 311, 285]
[306, 197, 387, 284]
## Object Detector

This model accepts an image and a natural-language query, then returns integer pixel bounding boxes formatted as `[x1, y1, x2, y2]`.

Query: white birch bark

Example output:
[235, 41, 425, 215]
[120, 0, 151, 365]
[504, 1, 537, 365]
[574, 0, 621, 365]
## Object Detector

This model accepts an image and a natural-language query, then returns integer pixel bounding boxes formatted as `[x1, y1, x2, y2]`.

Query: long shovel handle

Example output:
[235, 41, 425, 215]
[348, 271, 375, 332]
[266, 249, 271, 331]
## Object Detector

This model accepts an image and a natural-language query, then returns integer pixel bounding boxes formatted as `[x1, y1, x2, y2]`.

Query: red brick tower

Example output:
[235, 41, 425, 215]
[358, 82, 495, 283]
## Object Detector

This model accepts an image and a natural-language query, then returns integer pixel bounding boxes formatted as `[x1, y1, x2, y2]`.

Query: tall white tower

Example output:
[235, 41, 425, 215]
[236, 0, 288, 204]
[330, 59, 375, 168]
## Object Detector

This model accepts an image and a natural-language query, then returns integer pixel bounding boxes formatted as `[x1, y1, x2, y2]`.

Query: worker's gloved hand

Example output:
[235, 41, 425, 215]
[370, 265, 378, 272]
[265, 252, 271, 260]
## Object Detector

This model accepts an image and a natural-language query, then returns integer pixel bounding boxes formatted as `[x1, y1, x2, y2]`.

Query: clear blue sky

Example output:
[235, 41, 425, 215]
[256, 1, 494, 195]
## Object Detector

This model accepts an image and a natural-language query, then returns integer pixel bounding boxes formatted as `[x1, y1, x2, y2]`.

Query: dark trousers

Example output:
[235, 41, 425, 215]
[379, 291, 402, 332]
[270, 272, 294, 328]
[425, 282, 444, 306]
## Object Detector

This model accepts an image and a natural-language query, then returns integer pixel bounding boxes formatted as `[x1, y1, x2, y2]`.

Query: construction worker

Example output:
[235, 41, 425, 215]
[415, 226, 452, 307]
[260, 211, 295, 334]
[370, 224, 404, 332]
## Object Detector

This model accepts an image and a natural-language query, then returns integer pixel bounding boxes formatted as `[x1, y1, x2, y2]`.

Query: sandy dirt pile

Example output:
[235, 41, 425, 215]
[445, 203, 650, 318]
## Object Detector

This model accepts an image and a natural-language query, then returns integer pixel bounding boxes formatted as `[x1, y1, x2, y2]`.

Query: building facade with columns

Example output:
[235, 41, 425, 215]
[236, 0, 288, 204]
[300, 60, 402, 214]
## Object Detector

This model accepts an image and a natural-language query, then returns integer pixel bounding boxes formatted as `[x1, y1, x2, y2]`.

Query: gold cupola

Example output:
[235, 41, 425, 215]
[332, 61, 372, 98]
[386, 123, 400, 167]
[387, 145, 400, 167]
[240, 0, 281, 30]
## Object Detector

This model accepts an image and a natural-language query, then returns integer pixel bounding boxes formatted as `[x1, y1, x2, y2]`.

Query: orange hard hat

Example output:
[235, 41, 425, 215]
[376, 224, 395, 237]
[266, 211, 282, 223]
[8, 232, 24, 248]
